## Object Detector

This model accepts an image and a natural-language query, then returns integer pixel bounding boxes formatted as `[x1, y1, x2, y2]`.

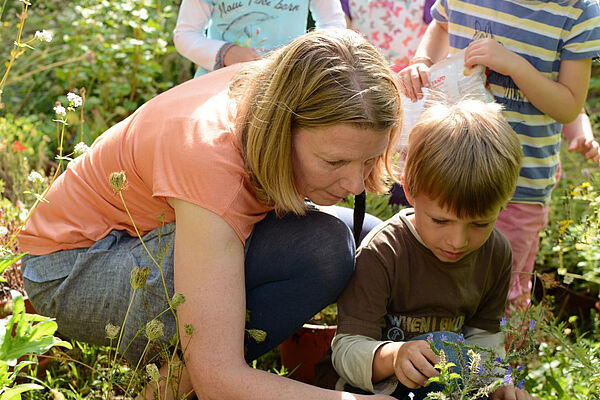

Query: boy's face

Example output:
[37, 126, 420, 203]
[411, 193, 502, 263]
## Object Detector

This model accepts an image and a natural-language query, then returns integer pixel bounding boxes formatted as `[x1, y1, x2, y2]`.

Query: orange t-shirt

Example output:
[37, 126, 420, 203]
[18, 65, 273, 255]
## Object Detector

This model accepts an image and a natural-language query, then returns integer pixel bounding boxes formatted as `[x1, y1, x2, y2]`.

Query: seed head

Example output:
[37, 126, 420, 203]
[145, 319, 164, 341]
[105, 323, 120, 339]
[170, 292, 186, 310]
[246, 328, 267, 343]
[146, 363, 160, 382]
[184, 323, 195, 337]
[109, 171, 127, 192]
[130, 266, 151, 290]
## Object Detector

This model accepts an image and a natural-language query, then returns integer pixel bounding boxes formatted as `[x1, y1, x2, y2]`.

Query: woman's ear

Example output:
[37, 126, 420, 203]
[400, 174, 412, 205]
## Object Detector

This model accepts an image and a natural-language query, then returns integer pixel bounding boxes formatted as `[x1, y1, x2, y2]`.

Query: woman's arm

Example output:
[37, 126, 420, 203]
[310, 0, 347, 29]
[170, 198, 393, 400]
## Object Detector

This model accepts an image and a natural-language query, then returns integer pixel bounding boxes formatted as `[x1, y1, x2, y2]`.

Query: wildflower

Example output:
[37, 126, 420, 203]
[184, 323, 195, 336]
[457, 333, 464, 342]
[494, 357, 502, 363]
[529, 320, 536, 330]
[503, 374, 513, 385]
[73, 142, 89, 157]
[145, 319, 164, 341]
[500, 317, 507, 327]
[105, 323, 120, 339]
[130, 266, 151, 290]
[563, 275, 574, 285]
[67, 92, 83, 108]
[53, 103, 66, 117]
[517, 379, 525, 390]
[27, 171, 43, 183]
[0, 226, 8, 236]
[146, 363, 160, 382]
[170, 292, 186, 310]
[427, 333, 433, 342]
[34, 29, 53, 42]
[440, 333, 447, 341]
[580, 181, 591, 189]
[109, 171, 127, 192]
[246, 328, 267, 343]
[582, 168, 591, 179]
[517, 365, 525, 372]
[477, 365, 485, 374]
[12, 140, 26, 152]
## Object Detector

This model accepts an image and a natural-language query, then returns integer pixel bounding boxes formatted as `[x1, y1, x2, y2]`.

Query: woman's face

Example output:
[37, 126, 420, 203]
[292, 124, 390, 206]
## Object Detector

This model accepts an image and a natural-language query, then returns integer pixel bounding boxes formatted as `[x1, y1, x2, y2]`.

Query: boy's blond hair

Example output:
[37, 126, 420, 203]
[403, 98, 522, 218]
[230, 29, 402, 215]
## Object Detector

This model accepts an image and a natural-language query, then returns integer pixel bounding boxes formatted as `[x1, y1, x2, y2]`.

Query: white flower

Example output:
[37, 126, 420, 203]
[0, 226, 8, 236]
[34, 30, 53, 42]
[27, 171, 44, 183]
[73, 141, 90, 157]
[53, 104, 66, 116]
[67, 92, 83, 108]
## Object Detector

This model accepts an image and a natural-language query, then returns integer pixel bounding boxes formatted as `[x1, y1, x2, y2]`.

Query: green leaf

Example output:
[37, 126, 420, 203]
[1, 383, 44, 400]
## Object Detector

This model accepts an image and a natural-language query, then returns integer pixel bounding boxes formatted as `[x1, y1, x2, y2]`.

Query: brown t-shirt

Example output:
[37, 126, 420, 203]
[337, 209, 511, 341]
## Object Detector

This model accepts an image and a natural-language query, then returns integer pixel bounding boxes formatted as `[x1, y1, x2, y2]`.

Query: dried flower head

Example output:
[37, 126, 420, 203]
[146, 363, 160, 382]
[246, 328, 267, 343]
[184, 323, 195, 337]
[468, 349, 481, 375]
[170, 292, 186, 310]
[109, 171, 127, 192]
[145, 319, 164, 341]
[130, 266, 151, 290]
[105, 323, 120, 339]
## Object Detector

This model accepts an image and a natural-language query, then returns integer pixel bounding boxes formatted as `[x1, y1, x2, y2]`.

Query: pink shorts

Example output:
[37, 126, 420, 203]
[495, 202, 549, 310]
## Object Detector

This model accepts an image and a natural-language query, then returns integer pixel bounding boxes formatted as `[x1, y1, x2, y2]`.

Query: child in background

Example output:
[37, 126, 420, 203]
[398, 0, 600, 311]
[173, 0, 346, 77]
[340, 0, 434, 72]
[332, 98, 537, 400]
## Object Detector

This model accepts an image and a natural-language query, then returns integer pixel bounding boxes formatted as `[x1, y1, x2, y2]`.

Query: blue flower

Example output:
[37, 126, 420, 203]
[458, 333, 464, 342]
[517, 365, 525, 372]
[503, 374, 513, 385]
[494, 357, 502, 363]
[529, 320, 536, 330]
[441, 333, 448, 341]
[477, 365, 485, 375]
[500, 317, 507, 326]
[506, 367, 513, 375]
[427, 334, 433, 342]
[517, 379, 525, 390]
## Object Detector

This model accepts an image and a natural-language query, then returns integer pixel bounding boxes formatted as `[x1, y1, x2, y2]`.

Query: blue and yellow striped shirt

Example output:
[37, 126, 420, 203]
[432, 0, 600, 204]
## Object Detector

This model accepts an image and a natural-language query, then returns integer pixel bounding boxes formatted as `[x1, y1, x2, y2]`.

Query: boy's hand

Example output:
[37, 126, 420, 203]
[491, 385, 540, 400]
[398, 62, 431, 103]
[464, 38, 521, 77]
[568, 135, 600, 165]
[392, 340, 439, 388]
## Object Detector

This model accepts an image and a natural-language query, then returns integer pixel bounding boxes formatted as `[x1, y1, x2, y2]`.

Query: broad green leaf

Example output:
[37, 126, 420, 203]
[0, 383, 44, 400]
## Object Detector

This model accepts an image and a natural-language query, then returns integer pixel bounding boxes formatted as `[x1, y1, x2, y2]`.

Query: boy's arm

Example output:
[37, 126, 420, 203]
[331, 333, 397, 394]
[398, 20, 450, 101]
[464, 39, 591, 124]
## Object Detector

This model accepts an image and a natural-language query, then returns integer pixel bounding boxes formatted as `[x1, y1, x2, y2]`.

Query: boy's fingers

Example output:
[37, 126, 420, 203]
[397, 360, 429, 388]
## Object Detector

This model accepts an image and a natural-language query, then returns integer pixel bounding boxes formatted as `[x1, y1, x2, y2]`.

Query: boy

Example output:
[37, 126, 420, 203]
[332, 99, 535, 399]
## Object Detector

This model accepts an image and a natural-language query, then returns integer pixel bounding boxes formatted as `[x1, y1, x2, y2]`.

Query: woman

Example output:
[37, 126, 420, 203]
[19, 29, 400, 399]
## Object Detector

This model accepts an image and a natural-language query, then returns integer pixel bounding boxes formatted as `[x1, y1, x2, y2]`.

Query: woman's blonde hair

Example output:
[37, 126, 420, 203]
[403, 98, 523, 218]
[231, 29, 401, 215]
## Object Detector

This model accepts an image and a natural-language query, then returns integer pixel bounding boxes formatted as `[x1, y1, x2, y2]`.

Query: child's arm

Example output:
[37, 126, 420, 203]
[310, 0, 347, 29]
[397, 19, 450, 102]
[372, 339, 439, 388]
[563, 109, 600, 166]
[464, 39, 592, 124]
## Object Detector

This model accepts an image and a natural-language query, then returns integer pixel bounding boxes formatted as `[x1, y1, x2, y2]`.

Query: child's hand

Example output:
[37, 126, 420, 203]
[397, 62, 431, 103]
[392, 340, 439, 388]
[224, 45, 261, 67]
[464, 38, 521, 77]
[490, 385, 540, 400]
[568, 135, 600, 166]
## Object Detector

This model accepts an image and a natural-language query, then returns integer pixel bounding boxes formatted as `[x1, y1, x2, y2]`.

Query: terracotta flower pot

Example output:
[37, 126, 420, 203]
[279, 323, 336, 384]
